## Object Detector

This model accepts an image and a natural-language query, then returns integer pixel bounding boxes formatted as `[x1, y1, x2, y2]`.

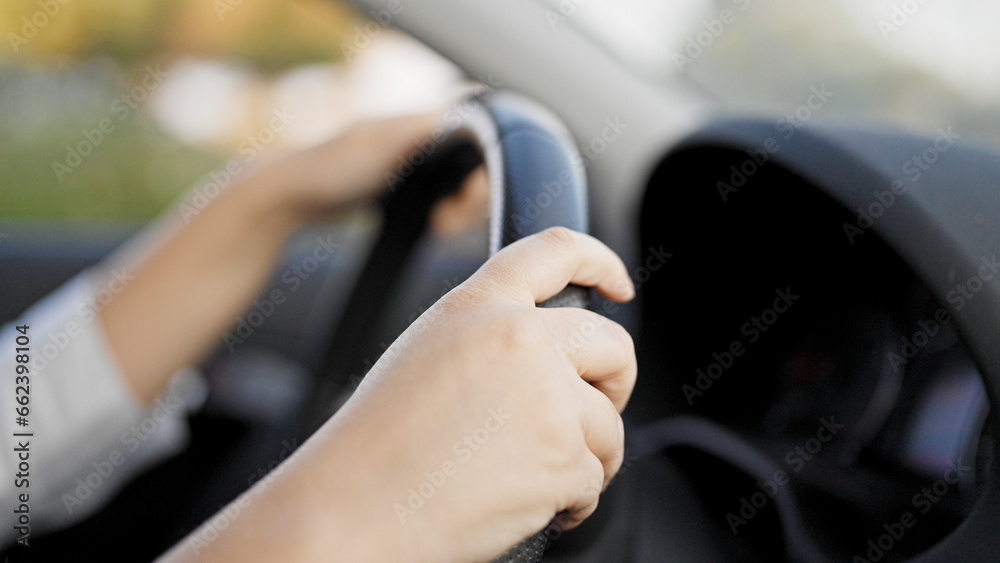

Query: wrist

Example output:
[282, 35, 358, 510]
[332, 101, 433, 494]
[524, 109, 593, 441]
[228, 162, 308, 235]
[278, 426, 424, 561]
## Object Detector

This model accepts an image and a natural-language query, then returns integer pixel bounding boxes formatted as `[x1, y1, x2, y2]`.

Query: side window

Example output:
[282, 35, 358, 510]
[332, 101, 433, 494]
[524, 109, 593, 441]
[0, 0, 464, 224]
[0, 0, 468, 323]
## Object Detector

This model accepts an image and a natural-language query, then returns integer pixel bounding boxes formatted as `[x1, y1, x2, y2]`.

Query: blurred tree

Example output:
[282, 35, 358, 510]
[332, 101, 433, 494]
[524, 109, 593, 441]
[1, 0, 358, 70]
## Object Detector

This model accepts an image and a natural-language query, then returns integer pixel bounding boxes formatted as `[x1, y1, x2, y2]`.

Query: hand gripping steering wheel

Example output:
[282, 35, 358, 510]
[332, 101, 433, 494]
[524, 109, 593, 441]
[298, 91, 590, 562]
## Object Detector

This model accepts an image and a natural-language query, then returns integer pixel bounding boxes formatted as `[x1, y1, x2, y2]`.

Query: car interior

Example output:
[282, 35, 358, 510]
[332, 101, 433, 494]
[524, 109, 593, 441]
[3, 0, 1000, 561]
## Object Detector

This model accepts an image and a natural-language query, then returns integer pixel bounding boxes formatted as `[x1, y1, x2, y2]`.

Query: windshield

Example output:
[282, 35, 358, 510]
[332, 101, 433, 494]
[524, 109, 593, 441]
[546, 0, 1000, 149]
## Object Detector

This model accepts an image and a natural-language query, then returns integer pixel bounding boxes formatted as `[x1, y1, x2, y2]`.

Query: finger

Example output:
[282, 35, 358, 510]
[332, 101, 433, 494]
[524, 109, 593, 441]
[554, 453, 605, 530]
[293, 113, 441, 207]
[540, 308, 637, 412]
[557, 388, 624, 530]
[576, 382, 626, 488]
[369, 113, 441, 151]
[475, 228, 634, 305]
[429, 165, 490, 235]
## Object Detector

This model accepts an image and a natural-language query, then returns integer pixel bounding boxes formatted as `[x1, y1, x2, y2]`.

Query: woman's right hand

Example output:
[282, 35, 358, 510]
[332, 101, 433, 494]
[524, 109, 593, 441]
[162, 227, 637, 563]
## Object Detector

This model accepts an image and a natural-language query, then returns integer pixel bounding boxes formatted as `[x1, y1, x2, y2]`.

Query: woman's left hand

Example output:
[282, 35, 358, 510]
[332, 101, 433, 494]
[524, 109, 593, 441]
[261, 114, 489, 233]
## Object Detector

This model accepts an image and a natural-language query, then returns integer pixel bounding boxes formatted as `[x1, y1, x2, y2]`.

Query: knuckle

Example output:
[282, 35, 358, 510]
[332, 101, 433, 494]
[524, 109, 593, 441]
[537, 226, 577, 248]
[489, 310, 542, 354]
[560, 457, 604, 529]
[536, 403, 586, 468]
[434, 286, 480, 316]
[564, 498, 600, 531]
[606, 321, 635, 356]
[476, 256, 526, 295]
[582, 479, 602, 511]
[546, 441, 584, 476]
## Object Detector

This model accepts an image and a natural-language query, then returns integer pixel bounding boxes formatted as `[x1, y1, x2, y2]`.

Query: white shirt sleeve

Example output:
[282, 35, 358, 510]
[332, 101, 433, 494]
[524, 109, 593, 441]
[1, 269, 191, 547]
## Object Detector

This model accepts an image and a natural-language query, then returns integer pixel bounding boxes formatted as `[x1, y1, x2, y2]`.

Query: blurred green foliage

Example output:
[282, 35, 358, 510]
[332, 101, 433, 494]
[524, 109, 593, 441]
[0, 97, 223, 221]
[1, 0, 361, 222]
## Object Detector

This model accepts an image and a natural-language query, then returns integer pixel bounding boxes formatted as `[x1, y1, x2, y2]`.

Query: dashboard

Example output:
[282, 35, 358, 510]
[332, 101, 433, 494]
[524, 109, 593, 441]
[631, 124, 1000, 561]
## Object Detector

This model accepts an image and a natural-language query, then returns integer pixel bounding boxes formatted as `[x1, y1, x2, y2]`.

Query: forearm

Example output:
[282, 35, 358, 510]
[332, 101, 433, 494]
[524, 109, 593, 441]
[100, 168, 301, 404]
[96, 114, 442, 405]
[158, 414, 415, 562]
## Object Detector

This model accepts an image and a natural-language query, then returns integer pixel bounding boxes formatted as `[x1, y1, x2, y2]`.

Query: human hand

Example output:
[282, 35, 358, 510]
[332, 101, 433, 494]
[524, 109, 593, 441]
[300, 227, 637, 562]
[159, 228, 636, 563]
[258, 114, 489, 234]
[103, 112, 489, 405]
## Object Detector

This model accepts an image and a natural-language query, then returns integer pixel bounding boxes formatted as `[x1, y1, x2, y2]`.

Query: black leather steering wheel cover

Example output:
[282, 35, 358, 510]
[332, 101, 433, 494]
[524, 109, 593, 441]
[478, 94, 588, 249]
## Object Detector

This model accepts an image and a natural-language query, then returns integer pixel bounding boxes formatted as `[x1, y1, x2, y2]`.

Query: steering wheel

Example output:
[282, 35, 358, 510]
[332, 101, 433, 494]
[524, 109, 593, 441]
[297, 91, 591, 562]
